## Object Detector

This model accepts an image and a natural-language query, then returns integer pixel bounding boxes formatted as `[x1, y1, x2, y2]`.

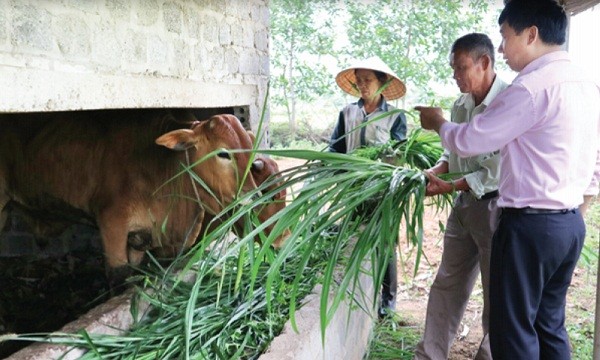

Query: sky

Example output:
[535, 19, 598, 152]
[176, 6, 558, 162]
[434, 4, 600, 97]
[568, 6, 600, 82]
[499, 5, 600, 83]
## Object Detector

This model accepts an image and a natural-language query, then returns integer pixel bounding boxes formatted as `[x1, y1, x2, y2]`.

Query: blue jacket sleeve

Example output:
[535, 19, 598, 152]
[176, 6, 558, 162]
[328, 111, 347, 153]
[390, 111, 407, 141]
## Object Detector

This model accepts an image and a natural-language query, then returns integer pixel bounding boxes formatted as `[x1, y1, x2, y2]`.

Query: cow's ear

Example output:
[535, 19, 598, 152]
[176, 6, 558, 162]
[155, 129, 197, 151]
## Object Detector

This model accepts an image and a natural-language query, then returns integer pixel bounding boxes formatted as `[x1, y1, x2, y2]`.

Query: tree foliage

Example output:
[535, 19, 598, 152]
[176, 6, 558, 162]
[270, 0, 496, 116]
[343, 0, 492, 103]
[270, 0, 340, 133]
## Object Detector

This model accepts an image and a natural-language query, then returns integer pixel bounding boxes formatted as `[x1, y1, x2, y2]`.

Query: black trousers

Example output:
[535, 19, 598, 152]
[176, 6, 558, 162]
[381, 247, 398, 306]
[489, 209, 585, 360]
[354, 200, 398, 308]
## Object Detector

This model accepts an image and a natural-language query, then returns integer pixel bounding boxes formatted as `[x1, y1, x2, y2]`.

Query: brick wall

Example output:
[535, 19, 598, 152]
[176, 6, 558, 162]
[0, 0, 270, 130]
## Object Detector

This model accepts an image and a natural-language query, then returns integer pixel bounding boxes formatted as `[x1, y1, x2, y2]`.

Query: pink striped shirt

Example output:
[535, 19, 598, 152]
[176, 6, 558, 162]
[440, 51, 600, 209]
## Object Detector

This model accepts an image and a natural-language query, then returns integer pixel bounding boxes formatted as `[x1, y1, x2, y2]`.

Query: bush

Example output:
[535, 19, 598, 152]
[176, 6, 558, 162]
[268, 120, 331, 150]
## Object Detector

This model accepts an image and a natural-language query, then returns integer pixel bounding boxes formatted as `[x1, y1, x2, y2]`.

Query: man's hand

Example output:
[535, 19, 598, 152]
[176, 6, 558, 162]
[580, 195, 595, 218]
[424, 171, 454, 196]
[414, 106, 447, 133]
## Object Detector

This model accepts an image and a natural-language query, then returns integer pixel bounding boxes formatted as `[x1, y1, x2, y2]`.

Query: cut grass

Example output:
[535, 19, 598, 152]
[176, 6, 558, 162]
[364, 314, 421, 360]
[2, 127, 447, 358]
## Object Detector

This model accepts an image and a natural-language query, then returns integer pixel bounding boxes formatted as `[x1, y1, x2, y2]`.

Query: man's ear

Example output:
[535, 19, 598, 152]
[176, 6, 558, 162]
[480, 54, 491, 71]
[527, 26, 539, 45]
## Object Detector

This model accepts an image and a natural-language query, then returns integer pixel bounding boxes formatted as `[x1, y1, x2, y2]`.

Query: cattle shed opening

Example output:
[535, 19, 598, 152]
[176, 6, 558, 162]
[0, 0, 269, 357]
[0, 105, 251, 358]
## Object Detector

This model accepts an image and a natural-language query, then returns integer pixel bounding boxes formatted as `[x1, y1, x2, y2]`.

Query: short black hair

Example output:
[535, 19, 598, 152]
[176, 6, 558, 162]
[499, 0, 567, 45]
[373, 70, 388, 83]
[451, 33, 496, 66]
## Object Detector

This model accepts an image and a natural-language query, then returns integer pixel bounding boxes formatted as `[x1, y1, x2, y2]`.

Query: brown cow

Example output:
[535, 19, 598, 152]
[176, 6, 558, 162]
[0, 110, 259, 286]
[198, 156, 291, 249]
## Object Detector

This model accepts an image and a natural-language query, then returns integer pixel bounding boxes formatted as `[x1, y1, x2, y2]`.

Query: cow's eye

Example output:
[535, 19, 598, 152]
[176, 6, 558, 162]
[217, 150, 231, 160]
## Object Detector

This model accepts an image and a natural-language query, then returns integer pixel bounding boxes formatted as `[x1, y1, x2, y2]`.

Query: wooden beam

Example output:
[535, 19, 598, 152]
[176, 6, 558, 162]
[563, 0, 600, 15]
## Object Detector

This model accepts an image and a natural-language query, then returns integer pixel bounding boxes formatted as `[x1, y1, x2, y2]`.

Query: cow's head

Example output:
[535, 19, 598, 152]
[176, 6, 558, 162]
[155, 114, 259, 215]
[248, 157, 291, 248]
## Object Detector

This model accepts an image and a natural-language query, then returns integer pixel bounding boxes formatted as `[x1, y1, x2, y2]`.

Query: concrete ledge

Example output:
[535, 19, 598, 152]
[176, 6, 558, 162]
[6, 264, 376, 359]
[7, 288, 147, 360]
[259, 269, 376, 360]
[0, 67, 258, 113]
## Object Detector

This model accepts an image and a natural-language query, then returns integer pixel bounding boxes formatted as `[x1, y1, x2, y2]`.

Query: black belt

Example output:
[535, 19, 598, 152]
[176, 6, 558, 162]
[479, 190, 499, 200]
[502, 207, 575, 215]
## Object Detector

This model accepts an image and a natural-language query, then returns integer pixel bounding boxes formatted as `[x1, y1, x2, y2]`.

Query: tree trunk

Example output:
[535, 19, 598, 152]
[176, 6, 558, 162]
[287, 30, 296, 137]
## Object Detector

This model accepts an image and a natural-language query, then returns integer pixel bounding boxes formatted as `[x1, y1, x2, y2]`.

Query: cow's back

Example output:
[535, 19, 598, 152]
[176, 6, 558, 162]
[7, 110, 189, 217]
[1, 111, 259, 285]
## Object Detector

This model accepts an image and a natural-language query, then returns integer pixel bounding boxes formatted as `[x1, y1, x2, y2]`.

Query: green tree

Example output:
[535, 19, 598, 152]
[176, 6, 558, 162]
[270, 0, 340, 135]
[344, 0, 492, 104]
[270, 1, 497, 132]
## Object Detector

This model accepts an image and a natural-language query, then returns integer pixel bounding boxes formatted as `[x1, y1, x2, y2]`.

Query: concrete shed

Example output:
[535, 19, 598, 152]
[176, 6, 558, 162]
[0, 0, 270, 130]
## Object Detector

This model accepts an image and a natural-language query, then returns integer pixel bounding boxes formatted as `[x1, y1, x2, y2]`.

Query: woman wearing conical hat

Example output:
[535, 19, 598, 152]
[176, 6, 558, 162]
[328, 56, 407, 319]
[328, 56, 407, 154]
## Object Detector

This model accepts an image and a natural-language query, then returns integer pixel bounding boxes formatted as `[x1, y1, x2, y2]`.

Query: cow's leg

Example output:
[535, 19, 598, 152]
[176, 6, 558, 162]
[97, 209, 134, 289]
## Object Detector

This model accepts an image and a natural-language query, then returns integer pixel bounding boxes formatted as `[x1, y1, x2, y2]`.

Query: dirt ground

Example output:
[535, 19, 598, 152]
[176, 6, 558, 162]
[274, 156, 486, 359]
[395, 202, 598, 360]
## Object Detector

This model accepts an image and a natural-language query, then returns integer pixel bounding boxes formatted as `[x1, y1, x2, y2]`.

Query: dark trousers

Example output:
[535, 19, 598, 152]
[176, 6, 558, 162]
[489, 209, 585, 360]
[355, 200, 397, 308]
[382, 247, 398, 306]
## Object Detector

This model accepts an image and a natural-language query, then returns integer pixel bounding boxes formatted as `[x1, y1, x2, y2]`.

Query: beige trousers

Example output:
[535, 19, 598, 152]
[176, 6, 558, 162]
[414, 192, 500, 360]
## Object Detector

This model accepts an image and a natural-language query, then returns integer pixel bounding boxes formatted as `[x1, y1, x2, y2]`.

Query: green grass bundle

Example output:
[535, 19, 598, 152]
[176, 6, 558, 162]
[351, 128, 444, 170]
[3, 141, 447, 358]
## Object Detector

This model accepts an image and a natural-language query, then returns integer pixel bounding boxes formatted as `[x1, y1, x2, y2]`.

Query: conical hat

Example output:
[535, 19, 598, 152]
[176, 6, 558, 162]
[335, 56, 406, 100]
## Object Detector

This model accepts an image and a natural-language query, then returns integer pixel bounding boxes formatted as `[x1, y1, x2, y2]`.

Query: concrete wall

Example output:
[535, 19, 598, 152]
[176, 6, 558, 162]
[7, 264, 375, 360]
[0, 0, 269, 130]
[259, 273, 376, 360]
